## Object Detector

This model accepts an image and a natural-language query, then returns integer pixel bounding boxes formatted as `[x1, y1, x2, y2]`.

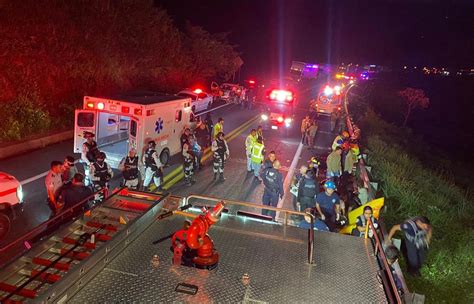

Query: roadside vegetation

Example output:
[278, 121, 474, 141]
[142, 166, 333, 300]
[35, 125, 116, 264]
[349, 85, 474, 303]
[0, 0, 241, 142]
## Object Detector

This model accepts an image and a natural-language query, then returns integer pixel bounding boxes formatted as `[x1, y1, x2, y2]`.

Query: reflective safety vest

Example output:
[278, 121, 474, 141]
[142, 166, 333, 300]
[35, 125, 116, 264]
[332, 135, 343, 151]
[245, 134, 256, 154]
[213, 123, 222, 138]
[251, 142, 264, 163]
[144, 149, 158, 171]
[122, 156, 139, 180]
[84, 141, 100, 162]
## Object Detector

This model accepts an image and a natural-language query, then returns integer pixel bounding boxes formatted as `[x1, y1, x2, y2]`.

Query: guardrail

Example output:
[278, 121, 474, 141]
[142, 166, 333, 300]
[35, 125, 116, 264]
[344, 85, 407, 302]
[183, 194, 315, 265]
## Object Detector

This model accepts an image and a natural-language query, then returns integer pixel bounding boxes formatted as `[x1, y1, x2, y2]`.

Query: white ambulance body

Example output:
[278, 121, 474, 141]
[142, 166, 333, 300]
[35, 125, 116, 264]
[74, 92, 193, 168]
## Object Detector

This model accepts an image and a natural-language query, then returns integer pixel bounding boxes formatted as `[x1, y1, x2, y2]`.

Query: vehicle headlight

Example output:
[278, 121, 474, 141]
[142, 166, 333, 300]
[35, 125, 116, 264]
[16, 185, 24, 203]
[284, 118, 292, 124]
[261, 114, 268, 121]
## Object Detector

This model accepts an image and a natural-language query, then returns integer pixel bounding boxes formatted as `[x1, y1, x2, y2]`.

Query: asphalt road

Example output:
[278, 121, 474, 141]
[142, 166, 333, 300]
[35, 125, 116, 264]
[0, 79, 337, 248]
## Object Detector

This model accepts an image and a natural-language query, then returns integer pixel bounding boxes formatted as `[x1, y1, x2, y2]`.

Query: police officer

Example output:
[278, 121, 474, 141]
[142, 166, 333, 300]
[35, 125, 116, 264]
[143, 141, 164, 191]
[250, 136, 265, 182]
[386, 216, 432, 276]
[81, 132, 100, 185]
[45, 160, 64, 214]
[182, 136, 197, 186]
[261, 160, 284, 220]
[89, 152, 113, 191]
[119, 148, 141, 190]
[211, 132, 229, 181]
[245, 129, 257, 172]
[297, 169, 318, 211]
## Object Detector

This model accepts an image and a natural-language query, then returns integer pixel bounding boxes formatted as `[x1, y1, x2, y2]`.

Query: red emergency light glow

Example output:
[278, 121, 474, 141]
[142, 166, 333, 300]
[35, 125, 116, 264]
[134, 108, 142, 116]
[97, 102, 105, 110]
[86, 102, 94, 109]
[249, 80, 256, 84]
[277, 116, 284, 123]
[193, 88, 203, 94]
[121, 106, 130, 114]
[269, 89, 294, 102]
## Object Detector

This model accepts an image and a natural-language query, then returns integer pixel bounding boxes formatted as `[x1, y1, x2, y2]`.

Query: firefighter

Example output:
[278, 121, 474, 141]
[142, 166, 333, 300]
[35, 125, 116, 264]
[211, 132, 229, 181]
[143, 141, 164, 191]
[89, 152, 113, 191]
[182, 136, 197, 186]
[297, 169, 318, 211]
[332, 131, 350, 150]
[81, 132, 100, 185]
[245, 129, 257, 172]
[386, 216, 432, 276]
[326, 146, 342, 182]
[213, 117, 224, 139]
[250, 136, 265, 182]
[315, 180, 341, 232]
[308, 156, 320, 181]
[119, 148, 141, 190]
[261, 160, 284, 221]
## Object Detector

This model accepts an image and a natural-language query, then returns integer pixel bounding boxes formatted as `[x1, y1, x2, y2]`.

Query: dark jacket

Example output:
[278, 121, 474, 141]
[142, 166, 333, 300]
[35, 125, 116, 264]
[261, 167, 284, 197]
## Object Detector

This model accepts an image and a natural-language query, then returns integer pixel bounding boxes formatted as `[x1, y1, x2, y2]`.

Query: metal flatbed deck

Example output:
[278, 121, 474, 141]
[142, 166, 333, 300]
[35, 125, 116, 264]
[69, 211, 387, 303]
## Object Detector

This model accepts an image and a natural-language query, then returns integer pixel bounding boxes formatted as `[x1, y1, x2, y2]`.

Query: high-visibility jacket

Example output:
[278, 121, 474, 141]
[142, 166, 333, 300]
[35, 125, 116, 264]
[251, 142, 264, 163]
[332, 135, 343, 150]
[213, 123, 223, 138]
[245, 134, 256, 155]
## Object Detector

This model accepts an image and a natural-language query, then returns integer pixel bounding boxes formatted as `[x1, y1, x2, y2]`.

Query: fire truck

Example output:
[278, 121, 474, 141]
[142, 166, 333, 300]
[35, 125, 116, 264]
[74, 92, 194, 168]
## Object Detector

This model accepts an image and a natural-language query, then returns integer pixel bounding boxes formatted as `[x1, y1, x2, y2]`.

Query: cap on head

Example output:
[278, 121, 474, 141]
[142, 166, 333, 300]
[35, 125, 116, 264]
[342, 131, 350, 138]
[148, 140, 156, 147]
[84, 131, 95, 139]
[324, 180, 336, 190]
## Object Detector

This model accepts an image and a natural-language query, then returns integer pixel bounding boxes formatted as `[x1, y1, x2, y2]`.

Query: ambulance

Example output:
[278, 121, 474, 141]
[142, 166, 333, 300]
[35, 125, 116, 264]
[74, 92, 194, 168]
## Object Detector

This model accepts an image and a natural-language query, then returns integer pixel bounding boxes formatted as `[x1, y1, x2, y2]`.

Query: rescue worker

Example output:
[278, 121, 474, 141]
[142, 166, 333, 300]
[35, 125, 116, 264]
[386, 216, 432, 276]
[326, 146, 342, 182]
[257, 125, 264, 142]
[180, 128, 191, 150]
[189, 136, 202, 170]
[297, 169, 318, 211]
[343, 145, 356, 175]
[250, 136, 265, 182]
[61, 156, 78, 185]
[308, 157, 320, 181]
[245, 129, 257, 172]
[213, 117, 224, 139]
[182, 136, 197, 186]
[261, 160, 284, 220]
[194, 121, 210, 150]
[143, 141, 164, 191]
[332, 131, 350, 151]
[58, 173, 93, 210]
[291, 165, 308, 211]
[89, 152, 113, 191]
[263, 150, 276, 170]
[330, 109, 338, 132]
[81, 132, 100, 185]
[45, 161, 64, 214]
[352, 206, 379, 237]
[307, 120, 318, 149]
[315, 180, 341, 232]
[211, 132, 229, 181]
[301, 115, 310, 145]
[119, 148, 141, 190]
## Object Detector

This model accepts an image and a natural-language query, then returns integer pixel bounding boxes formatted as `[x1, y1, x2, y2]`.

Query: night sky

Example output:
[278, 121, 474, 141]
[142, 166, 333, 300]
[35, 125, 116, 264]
[157, 0, 474, 76]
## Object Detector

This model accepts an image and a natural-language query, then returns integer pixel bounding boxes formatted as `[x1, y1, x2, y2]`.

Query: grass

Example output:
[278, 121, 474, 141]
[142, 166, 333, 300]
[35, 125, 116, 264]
[355, 109, 474, 303]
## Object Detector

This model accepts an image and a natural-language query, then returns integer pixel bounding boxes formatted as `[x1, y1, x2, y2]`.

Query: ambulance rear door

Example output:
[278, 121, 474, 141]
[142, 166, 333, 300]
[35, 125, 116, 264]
[74, 109, 97, 153]
[128, 117, 140, 153]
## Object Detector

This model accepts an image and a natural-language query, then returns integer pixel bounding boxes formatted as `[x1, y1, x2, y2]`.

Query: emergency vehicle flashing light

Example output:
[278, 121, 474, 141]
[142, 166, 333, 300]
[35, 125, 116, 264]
[193, 88, 203, 94]
[249, 80, 256, 84]
[284, 118, 292, 124]
[97, 102, 105, 110]
[261, 114, 269, 121]
[324, 86, 334, 96]
[277, 116, 284, 123]
[269, 89, 293, 102]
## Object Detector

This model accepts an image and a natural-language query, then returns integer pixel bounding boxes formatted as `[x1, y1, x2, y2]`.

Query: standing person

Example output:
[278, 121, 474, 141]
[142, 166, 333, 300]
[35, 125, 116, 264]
[315, 180, 341, 232]
[261, 160, 284, 221]
[250, 136, 265, 182]
[189, 136, 202, 170]
[143, 141, 164, 191]
[205, 113, 214, 146]
[308, 157, 320, 181]
[182, 137, 197, 186]
[332, 131, 350, 151]
[300, 115, 310, 145]
[211, 132, 230, 181]
[386, 216, 432, 276]
[330, 109, 338, 132]
[194, 122, 210, 151]
[326, 147, 342, 182]
[89, 152, 113, 192]
[263, 150, 276, 170]
[307, 120, 318, 150]
[245, 129, 257, 172]
[81, 132, 100, 185]
[61, 156, 78, 185]
[257, 125, 264, 143]
[45, 161, 64, 214]
[343, 145, 356, 175]
[180, 128, 191, 151]
[297, 169, 318, 211]
[352, 206, 379, 238]
[291, 165, 308, 211]
[337, 110, 346, 134]
[213, 117, 224, 139]
[119, 148, 141, 190]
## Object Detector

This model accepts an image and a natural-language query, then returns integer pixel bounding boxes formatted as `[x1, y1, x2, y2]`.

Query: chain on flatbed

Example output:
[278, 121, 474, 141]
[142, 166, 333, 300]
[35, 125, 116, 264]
[0, 188, 171, 303]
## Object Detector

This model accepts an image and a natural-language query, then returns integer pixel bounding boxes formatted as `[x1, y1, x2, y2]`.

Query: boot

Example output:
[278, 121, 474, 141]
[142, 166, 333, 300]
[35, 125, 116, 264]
[213, 173, 218, 181]
[219, 173, 225, 181]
